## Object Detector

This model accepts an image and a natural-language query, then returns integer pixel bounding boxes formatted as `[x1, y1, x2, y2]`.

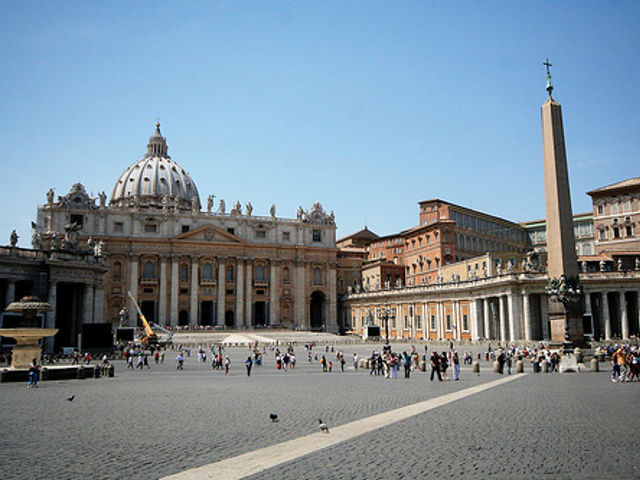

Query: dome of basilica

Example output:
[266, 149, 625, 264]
[110, 123, 200, 210]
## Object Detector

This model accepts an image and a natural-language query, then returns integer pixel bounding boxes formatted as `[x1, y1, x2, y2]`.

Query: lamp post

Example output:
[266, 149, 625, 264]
[376, 301, 394, 346]
[545, 274, 583, 351]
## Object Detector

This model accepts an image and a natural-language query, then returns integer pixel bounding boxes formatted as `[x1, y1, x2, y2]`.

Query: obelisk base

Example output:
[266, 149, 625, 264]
[548, 307, 585, 350]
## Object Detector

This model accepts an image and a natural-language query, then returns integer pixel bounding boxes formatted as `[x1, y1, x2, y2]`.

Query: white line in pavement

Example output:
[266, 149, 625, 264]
[160, 375, 524, 480]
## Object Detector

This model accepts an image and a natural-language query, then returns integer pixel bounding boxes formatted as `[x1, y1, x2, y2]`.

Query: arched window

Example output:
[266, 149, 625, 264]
[202, 263, 213, 280]
[255, 265, 265, 282]
[226, 266, 234, 282]
[143, 261, 155, 279]
[113, 261, 122, 281]
[313, 268, 322, 285]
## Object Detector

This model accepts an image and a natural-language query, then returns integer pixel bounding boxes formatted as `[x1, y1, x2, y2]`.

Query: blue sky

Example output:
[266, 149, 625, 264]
[1, 2, 638, 246]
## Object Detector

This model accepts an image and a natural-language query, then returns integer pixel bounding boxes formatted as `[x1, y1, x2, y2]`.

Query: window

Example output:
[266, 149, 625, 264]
[226, 266, 234, 282]
[70, 214, 84, 229]
[282, 231, 290, 241]
[404, 315, 409, 329]
[180, 264, 189, 282]
[113, 262, 122, 281]
[446, 314, 452, 330]
[144, 224, 157, 233]
[599, 229, 607, 240]
[611, 202, 619, 214]
[613, 227, 620, 239]
[202, 263, 213, 280]
[430, 314, 436, 331]
[255, 265, 265, 282]
[143, 262, 155, 279]
[313, 229, 322, 242]
[462, 314, 469, 331]
[626, 225, 633, 237]
[623, 199, 631, 212]
[256, 230, 266, 239]
[282, 267, 290, 284]
[227, 228, 235, 235]
[582, 244, 593, 256]
[597, 204, 604, 214]
[114, 222, 124, 233]
[313, 268, 322, 285]
[181, 225, 189, 233]
[416, 315, 421, 330]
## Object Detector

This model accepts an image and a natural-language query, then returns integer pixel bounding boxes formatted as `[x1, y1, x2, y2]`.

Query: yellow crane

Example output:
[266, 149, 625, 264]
[127, 291, 158, 349]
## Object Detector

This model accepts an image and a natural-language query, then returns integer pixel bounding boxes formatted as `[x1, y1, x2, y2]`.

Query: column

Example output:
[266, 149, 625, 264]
[217, 257, 226, 326]
[523, 292, 532, 342]
[128, 256, 139, 326]
[602, 292, 611, 340]
[244, 260, 252, 326]
[453, 301, 460, 340]
[83, 284, 95, 324]
[620, 291, 628, 339]
[294, 260, 306, 329]
[269, 260, 278, 326]
[235, 258, 244, 328]
[540, 296, 550, 340]
[43, 280, 57, 352]
[328, 264, 337, 333]
[584, 291, 593, 337]
[499, 295, 507, 343]
[170, 255, 179, 326]
[159, 256, 168, 324]
[5, 280, 15, 307]
[483, 298, 490, 340]
[438, 302, 444, 340]
[94, 282, 104, 325]
[470, 299, 478, 341]
[189, 257, 199, 326]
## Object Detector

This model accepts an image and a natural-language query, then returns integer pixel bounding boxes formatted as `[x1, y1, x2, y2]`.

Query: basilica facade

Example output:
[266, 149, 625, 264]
[36, 124, 338, 332]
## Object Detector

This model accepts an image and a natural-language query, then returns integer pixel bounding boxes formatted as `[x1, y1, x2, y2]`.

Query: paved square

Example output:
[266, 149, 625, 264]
[1, 343, 638, 479]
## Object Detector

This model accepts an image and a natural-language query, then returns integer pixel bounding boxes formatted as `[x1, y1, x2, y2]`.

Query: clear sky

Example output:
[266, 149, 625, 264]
[1, 2, 638, 247]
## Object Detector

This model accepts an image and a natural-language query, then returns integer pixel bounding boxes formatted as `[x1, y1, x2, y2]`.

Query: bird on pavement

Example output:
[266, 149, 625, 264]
[269, 413, 279, 423]
[66, 395, 75, 402]
[318, 419, 329, 433]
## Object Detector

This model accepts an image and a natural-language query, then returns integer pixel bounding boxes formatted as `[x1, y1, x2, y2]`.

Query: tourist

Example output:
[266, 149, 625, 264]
[136, 352, 144, 369]
[452, 351, 460, 381]
[402, 351, 411, 378]
[611, 346, 625, 382]
[176, 352, 184, 370]
[126, 353, 134, 369]
[27, 358, 39, 388]
[290, 353, 296, 369]
[430, 351, 442, 381]
[143, 354, 150, 369]
[321, 355, 327, 372]
[497, 350, 506, 374]
[353, 353, 359, 370]
[224, 355, 231, 375]
[441, 351, 449, 380]
[245, 356, 252, 376]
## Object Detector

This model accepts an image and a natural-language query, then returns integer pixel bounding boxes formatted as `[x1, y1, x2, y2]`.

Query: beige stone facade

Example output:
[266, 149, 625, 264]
[35, 125, 338, 332]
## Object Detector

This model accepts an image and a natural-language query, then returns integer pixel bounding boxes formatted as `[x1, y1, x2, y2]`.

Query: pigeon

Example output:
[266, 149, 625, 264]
[318, 419, 329, 433]
[269, 413, 279, 423]
[66, 395, 75, 402]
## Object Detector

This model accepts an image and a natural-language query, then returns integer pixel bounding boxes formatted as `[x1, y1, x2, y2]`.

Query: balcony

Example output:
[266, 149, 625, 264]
[140, 277, 158, 286]
[254, 279, 269, 287]
[200, 278, 216, 286]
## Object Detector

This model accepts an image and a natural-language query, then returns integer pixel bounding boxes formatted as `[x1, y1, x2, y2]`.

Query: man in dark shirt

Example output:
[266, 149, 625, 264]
[430, 352, 442, 381]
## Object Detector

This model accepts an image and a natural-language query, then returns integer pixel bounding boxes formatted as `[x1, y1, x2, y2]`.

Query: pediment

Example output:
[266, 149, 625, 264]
[172, 225, 245, 244]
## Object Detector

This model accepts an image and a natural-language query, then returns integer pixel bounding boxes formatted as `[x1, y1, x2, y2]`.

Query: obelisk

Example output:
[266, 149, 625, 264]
[541, 60, 584, 345]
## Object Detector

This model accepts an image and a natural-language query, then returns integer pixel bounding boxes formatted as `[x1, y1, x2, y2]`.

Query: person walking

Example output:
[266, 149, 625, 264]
[224, 356, 231, 375]
[27, 359, 39, 388]
[452, 351, 460, 380]
[440, 351, 450, 380]
[402, 351, 411, 378]
[245, 356, 253, 376]
[176, 352, 184, 370]
[430, 351, 442, 381]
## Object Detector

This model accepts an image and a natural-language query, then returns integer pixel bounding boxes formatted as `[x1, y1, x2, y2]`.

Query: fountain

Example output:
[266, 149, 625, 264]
[1, 296, 57, 369]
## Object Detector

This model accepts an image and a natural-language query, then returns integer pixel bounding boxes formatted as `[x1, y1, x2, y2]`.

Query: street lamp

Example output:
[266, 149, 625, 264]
[545, 274, 583, 351]
[376, 301, 394, 346]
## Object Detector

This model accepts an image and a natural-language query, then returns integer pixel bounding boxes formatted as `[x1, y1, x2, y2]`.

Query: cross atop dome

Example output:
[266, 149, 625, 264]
[544, 58, 553, 98]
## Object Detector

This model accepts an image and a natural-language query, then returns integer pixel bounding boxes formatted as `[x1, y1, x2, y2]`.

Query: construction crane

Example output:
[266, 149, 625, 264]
[127, 291, 167, 349]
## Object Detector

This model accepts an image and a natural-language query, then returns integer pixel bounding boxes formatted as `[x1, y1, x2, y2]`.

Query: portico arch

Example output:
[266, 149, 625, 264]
[310, 290, 325, 331]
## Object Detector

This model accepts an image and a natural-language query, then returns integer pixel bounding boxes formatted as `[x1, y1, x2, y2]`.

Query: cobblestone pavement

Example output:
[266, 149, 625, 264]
[1, 343, 637, 480]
